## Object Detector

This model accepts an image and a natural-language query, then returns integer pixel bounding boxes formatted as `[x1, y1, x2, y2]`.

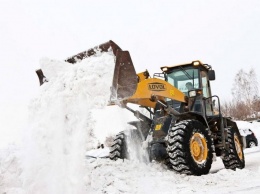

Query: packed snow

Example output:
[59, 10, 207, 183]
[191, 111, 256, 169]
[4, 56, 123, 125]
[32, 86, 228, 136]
[1, 51, 260, 194]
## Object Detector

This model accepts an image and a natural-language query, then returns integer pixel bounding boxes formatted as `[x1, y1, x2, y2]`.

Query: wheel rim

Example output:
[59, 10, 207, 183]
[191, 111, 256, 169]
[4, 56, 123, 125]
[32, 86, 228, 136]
[190, 133, 208, 163]
[234, 135, 243, 160]
[249, 141, 256, 148]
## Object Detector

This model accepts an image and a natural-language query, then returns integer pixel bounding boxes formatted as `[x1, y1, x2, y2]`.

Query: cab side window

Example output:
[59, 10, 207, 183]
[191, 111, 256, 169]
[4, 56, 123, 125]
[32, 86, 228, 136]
[201, 71, 213, 115]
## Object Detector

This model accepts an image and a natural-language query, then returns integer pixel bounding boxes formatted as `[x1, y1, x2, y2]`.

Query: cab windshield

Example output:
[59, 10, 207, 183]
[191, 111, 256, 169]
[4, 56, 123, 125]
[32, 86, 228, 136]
[166, 67, 199, 95]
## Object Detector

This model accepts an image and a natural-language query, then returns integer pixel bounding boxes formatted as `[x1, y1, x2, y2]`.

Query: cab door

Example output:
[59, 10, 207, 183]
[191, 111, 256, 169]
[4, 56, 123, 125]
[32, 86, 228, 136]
[200, 70, 214, 116]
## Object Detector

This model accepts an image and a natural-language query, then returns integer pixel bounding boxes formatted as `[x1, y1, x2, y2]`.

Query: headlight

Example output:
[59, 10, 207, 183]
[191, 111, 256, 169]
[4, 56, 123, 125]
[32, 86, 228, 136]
[193, 61, 200, 66]
[188, 90, 196, 97]
[162, 67, 168, 72]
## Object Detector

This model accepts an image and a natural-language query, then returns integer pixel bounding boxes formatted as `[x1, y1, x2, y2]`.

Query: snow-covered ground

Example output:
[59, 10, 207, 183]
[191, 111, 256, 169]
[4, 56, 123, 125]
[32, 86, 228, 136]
[1, 51, 260, 194]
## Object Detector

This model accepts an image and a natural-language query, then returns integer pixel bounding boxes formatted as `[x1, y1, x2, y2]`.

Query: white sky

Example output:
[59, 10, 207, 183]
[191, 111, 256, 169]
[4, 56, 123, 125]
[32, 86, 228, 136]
[1, 0, 260, 142]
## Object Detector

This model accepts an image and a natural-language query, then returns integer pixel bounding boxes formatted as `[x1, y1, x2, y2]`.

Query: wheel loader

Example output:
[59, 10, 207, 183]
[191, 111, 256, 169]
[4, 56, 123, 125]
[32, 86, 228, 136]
[36, 40, 245, 176]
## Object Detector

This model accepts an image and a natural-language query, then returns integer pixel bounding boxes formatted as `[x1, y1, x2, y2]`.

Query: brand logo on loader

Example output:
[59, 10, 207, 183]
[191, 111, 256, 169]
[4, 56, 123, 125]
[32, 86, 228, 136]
[148, 82, 166, 91]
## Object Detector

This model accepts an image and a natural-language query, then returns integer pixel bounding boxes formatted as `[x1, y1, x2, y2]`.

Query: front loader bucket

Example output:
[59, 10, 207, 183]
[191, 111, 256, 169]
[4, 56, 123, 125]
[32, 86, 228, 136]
[36, 40, 138, 103]
[110, 50, 138, 103]
[36, 40, 122, 85]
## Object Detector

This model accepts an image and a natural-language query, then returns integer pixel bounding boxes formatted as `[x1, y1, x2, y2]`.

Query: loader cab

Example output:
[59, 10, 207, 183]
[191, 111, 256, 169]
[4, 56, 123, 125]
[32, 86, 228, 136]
[161, 61, 215, 116]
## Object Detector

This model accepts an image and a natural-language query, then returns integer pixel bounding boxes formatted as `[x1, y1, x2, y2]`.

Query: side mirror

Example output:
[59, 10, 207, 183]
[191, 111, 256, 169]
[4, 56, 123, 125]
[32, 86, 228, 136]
[188, 89, 202, 98]
[188, 90, 196, 97]
[208, 70, 215, 81]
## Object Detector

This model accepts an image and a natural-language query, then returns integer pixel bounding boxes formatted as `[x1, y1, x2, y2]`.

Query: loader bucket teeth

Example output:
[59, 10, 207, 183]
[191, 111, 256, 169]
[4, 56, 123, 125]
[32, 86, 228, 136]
[65, 40, 122, 64]
[110, 50, 138, 102]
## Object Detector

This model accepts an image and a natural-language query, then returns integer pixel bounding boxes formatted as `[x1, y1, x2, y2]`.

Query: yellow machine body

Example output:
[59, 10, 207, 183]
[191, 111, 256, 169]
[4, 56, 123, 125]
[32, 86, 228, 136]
[126, 76, 185, 108]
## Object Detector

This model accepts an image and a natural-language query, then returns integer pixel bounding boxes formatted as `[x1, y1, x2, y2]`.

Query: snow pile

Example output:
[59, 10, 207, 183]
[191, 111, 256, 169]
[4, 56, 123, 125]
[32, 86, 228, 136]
[1, 49, 260, 193]
[0, 146, 23, 194]
[20, 51, 129, 194]
[84, 157, 260, 194]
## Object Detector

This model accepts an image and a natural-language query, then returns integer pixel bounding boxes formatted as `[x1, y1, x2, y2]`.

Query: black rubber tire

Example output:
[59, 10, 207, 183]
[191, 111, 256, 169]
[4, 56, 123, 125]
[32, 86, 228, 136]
[166, 120, 213, 175]
[109, 132, 129, 160]
[164, 156, 173, 169]
[215, 128, 223, 157]
[222, 128, 245, 170]
[109, 129, 144, 161]
[248, 141, 256, 148]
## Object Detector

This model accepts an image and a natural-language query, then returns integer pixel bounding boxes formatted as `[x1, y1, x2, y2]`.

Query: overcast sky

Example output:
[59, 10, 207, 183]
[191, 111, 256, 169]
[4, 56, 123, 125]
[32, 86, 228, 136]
[1, 0, 260, 143]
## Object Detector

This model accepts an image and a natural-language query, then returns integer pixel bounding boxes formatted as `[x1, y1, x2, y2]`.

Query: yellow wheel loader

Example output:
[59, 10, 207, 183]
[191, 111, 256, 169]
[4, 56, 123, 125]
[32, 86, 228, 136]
[36, 40, 245, 176]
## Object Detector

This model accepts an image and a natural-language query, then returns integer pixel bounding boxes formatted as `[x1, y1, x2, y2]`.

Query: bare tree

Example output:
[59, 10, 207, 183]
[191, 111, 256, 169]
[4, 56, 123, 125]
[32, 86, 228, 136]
[232, 69, 258, 105]
[221, 100, 250, 120]
[252, 96, 260, 118]
[231, 68, 259, 116]
[221, 101, 232, 117]
[223, 68, 259, 120]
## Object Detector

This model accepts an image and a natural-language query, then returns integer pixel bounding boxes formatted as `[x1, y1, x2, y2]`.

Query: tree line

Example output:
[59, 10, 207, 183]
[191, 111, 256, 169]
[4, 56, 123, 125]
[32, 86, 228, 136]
[221, 68, 260, 120]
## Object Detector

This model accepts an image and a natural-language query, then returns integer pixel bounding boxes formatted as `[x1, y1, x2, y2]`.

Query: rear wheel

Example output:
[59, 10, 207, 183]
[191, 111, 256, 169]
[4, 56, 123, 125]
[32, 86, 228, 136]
[222, 128, 245, 169]
[167, 120, 213, 175]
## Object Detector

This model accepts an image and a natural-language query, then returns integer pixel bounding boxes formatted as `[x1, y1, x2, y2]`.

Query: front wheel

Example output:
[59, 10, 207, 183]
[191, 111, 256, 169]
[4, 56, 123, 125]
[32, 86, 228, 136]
[166, 120, 213, 175]
[109, 132, 128, 160]
[109, 129, 145, 161]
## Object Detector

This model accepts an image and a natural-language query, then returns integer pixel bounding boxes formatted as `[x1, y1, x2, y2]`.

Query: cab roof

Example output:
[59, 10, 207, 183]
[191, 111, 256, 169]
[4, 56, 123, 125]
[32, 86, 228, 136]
[160, 60, 212, 72]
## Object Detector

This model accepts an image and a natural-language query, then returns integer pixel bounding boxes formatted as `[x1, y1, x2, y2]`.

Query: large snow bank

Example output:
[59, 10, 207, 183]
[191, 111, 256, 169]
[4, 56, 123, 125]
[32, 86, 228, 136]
[19, 51, 133, 194]
[0, 146, 23, 194]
